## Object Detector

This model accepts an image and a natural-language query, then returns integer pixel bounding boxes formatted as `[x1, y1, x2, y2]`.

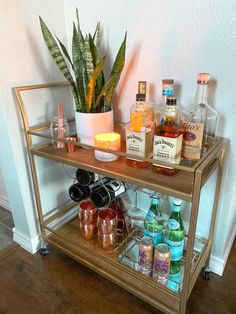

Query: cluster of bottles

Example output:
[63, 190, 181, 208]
[69, 169, 126, 206]
[126, 74, 219, 175]
[138, 195, 184, 292]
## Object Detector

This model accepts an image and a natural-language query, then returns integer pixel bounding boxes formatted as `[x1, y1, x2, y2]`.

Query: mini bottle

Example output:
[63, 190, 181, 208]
[126, 81, 153, 168]
[183, 73, 219, 159]
[153, 96, 183, 175]
[143, 194, 164, 246]
[159, 79, 175, 124]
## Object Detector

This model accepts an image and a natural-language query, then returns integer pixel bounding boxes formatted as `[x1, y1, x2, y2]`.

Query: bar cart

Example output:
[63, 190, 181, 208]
[14, 82, 228, 314]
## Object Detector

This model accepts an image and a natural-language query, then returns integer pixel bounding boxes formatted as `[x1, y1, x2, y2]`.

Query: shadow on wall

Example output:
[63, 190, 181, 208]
[114, 43, 142, 122]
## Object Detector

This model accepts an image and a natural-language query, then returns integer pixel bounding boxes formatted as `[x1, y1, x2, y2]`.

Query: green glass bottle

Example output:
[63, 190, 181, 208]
[166, 199, 184, 292]
[144, 195, 164, 246]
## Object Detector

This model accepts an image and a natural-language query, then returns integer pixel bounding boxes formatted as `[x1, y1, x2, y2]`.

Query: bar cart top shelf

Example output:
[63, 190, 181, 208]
[30, 137, 224, 202]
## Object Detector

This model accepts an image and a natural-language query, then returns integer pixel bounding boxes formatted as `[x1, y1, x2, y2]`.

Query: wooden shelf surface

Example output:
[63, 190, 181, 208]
[45, 218, 180, 314]
[31, 144, 194, 201]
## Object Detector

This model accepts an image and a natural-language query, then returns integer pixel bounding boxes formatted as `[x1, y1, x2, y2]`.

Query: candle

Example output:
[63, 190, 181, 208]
[94, 132, 121, 162]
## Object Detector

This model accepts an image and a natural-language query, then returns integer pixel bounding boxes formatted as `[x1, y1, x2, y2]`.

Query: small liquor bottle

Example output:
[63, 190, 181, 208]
[158, 79, 175, 124]
[126, 81, 153, 168]
[183, 73, 219, 159]
[153, 96, 183, 175]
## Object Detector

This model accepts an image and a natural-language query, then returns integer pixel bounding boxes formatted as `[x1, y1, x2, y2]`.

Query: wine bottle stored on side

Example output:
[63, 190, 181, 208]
[76, 169, 101, 186]
[90, 180, 126, 208]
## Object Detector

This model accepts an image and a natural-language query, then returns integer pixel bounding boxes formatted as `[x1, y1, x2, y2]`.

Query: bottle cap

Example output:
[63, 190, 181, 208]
[162, 79, 174, 85]
[173, 199, 182, 206]
[166, 96, 177, 105]
[138, 81, 146, 94]
[197, 73, 210, 85]
[136, 93, 146, 101]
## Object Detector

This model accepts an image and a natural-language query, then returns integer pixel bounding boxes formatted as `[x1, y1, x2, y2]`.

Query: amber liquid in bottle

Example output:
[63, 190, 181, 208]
[153, 97, 182, 175]
[127, 81, 152, 168]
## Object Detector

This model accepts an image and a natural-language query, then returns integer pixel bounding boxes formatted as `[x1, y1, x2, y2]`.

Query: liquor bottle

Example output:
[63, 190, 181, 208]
[165, 198, 184, 290]
[130, 81, 152, 131]
[183, 73, 219, 159]
[90, 180, 126, 208]
[76, 169, 101, 187]
[126, 81, 153, 168]
[159, 79, 175, 124]
[153, 96, 183, 175]
[143, 194, 164, 246]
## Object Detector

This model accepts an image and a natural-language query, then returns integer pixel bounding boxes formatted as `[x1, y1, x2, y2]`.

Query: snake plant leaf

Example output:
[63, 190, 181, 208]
[84, 35, 94, 81]
[72, 23, 87, 112]
[88, 34, 98, 67]
[39, 16, 81, 110]
[87, 56, 106, 112]
[76, 8, 84, 42]
[95, 32, 127, 110]
[56, 36, 74, 71]
[93, 22, 101, 50]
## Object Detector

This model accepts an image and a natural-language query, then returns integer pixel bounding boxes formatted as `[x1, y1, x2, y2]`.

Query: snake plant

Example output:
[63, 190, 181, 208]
[39, 9, 126, 113]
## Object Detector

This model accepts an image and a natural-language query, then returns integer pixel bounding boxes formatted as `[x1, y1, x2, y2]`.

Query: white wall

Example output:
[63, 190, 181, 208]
[0, 0, 71, 252]
[64, 0, 236, 274]
[0, 167, 9, 211]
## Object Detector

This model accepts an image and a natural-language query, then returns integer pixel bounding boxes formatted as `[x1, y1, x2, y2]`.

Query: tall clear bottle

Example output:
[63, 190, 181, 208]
[126, 81, 153, 168]
[143, 194, 164, 246]
[183, 73, 219, 158]
[165, 199, 184, 292]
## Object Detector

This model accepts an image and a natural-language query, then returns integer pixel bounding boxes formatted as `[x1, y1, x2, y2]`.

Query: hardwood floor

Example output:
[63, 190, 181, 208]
[0, 240, 235, 314]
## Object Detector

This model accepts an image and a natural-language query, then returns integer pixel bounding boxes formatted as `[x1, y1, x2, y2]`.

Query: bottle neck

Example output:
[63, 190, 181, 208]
[172, 204, 181, 212]
[193, 83, 208, 107]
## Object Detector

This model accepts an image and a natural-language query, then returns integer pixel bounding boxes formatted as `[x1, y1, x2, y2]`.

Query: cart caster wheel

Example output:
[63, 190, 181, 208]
[202, 267, 211, 280]
[40, 244, 50, 257]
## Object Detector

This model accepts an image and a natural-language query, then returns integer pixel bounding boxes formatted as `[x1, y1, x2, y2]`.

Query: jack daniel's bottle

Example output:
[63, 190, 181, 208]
[126, 81, 153, 168]
[153, 96, 183, 175]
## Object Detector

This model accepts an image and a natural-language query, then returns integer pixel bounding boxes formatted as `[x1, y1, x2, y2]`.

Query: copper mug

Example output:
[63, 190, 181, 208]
[79, 222, 97, 240]
[97, 208, 118, 235]
[79, 200, 97, 225]
[97, 231, 117, 250]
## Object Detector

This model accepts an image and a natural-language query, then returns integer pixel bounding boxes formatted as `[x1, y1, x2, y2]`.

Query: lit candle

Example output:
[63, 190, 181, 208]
[94, 132, 121, 162]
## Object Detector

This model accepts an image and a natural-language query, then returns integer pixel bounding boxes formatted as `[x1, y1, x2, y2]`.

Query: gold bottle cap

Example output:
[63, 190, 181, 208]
[138, 81, 146, 95]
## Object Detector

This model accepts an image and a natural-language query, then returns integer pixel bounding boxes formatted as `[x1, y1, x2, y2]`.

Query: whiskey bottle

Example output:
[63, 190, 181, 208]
[183, 73, 218, 159]
[126, 81, 153, 168]
[153, 96, 183, 175]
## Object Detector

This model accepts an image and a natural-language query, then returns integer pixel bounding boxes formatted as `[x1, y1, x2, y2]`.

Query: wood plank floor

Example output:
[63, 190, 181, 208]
[0, 240, 235, 314]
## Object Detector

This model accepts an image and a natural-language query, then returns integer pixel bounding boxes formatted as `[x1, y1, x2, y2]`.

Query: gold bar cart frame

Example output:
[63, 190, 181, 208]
[14, 82, 228, 314]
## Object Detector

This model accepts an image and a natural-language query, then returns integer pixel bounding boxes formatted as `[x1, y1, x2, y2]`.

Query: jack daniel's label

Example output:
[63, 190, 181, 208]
[182, 122, 204, 160]
[126, 130, 153, 160]
[153, 135, 183, 165]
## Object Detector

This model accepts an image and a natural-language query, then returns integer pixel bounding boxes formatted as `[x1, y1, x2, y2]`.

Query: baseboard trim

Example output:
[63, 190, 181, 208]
[0, 195, 10, 211]
[13, 228, 42, 254]
[210, 223, 236, 276]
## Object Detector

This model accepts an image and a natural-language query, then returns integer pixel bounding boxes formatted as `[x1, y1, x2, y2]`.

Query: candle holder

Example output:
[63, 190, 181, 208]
[94, 132, 121, 162]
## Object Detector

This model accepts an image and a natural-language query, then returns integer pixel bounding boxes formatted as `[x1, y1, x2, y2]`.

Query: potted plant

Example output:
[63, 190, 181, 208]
[39, 9, 126, 145]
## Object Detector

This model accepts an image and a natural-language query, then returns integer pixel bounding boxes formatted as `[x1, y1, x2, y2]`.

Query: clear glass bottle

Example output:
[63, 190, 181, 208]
[184, 73, 219, 155]
[130, 81, 153, 132]
[50, 116, 69, 148]
[126, 81, 153, 168]
[159, 79, 175, 124]
[153, 96, 183, 175]
[165, 199, 184, 285]
[143, 194, 164, 246]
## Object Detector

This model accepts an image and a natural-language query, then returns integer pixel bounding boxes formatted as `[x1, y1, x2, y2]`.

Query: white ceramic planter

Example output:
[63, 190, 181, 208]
[75, 110, 114, 146]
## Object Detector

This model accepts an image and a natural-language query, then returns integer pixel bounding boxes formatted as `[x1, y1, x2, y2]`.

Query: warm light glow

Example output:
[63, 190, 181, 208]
[94, 132, 121, 150]
[94, 132, 121, 162]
